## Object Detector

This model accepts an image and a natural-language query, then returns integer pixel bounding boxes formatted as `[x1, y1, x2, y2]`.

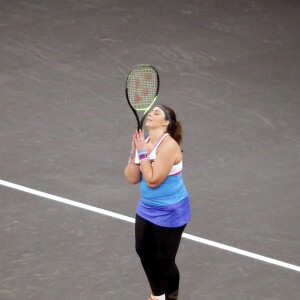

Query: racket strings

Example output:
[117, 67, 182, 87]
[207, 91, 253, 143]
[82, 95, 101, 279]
[127, 67, 158, 110]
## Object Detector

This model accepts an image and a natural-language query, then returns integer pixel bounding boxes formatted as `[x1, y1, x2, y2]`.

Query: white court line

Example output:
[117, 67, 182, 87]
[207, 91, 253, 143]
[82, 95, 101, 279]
[1, 179, 300, 273]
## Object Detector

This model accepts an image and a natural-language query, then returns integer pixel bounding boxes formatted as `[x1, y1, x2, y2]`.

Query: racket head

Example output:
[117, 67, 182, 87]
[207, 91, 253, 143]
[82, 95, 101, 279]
[125, 64, 159, 130]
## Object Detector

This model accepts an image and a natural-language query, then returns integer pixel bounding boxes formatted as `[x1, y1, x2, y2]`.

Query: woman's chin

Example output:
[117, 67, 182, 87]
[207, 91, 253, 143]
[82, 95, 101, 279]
[145, 121, 152, 129]
[145, 122, 161, 130]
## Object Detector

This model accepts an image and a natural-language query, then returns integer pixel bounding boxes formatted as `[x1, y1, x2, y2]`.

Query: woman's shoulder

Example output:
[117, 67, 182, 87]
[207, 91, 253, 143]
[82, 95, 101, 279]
[161, 135, 181, 151]
[159, 135, 182, 163]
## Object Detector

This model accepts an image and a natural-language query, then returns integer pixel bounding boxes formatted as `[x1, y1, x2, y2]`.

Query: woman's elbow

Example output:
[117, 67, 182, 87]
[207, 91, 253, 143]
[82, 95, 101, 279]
[124, 172, 140, 185]
[126, 178, 140, 185]
[147, 180, 161, 188]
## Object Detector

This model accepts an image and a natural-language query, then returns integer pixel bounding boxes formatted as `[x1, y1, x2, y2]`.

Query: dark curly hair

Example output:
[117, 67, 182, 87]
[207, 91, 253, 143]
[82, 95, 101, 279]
[157, 104, 183, 145]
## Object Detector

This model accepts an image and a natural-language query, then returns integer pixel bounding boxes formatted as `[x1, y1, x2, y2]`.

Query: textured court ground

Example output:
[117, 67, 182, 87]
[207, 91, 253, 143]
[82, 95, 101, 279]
[0, 1, 299, 299]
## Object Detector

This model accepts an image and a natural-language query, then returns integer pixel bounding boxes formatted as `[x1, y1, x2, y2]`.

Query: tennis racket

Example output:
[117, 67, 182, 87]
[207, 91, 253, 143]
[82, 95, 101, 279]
[125, 64, 159, 130]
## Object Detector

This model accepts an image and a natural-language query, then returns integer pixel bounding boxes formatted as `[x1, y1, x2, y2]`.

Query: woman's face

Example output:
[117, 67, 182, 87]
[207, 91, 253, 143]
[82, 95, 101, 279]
[145, 106, 169, 129]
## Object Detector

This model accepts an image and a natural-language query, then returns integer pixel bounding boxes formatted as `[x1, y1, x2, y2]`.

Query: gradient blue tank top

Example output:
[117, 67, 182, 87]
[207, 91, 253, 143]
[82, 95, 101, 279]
[136, 134, 191, 227]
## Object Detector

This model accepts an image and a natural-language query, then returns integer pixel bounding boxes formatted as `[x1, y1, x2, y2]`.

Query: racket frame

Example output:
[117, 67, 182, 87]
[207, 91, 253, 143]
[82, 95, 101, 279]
[125, 64, 160, 130]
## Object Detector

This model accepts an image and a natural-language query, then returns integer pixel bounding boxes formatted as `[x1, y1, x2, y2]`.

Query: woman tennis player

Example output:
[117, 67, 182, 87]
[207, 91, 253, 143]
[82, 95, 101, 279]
[124, 104, 191, 300]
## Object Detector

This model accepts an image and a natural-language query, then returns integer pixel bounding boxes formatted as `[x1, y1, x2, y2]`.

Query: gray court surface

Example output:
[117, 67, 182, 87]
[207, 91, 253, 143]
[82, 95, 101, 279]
[0, 1, 299, 299]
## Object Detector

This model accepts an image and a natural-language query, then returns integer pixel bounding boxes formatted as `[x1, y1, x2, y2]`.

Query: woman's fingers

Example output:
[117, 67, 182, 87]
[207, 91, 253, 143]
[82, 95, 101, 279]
[135, 130, 147, 151]
[138, 129, 145, 141]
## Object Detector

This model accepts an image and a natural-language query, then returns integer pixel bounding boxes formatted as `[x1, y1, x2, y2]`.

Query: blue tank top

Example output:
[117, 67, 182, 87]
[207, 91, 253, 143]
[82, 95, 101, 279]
[136, 134, 191, 227]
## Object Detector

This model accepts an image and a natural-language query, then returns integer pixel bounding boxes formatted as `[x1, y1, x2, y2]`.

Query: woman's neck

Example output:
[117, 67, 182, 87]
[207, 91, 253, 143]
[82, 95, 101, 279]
[147, 128, 167, 144]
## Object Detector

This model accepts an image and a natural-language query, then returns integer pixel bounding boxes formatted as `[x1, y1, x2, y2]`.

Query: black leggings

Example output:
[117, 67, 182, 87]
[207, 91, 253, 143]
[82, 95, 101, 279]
[135, 214, 186, 299]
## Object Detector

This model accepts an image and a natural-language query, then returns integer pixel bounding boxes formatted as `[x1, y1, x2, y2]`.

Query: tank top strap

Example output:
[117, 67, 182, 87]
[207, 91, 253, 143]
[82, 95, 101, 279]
[150, 133, 169, 154]
[156, 133, 169, 149]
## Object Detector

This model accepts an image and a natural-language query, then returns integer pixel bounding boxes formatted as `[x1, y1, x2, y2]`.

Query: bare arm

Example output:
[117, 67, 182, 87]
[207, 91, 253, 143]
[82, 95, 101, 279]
[124, 161, 141, 184]
[136, 131, 181, 188]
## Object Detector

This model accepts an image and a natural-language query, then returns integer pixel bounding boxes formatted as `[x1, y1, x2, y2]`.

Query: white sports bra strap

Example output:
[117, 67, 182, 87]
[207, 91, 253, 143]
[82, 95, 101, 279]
[148, 133, 169, 157]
